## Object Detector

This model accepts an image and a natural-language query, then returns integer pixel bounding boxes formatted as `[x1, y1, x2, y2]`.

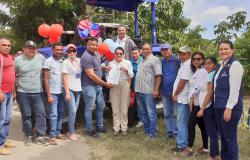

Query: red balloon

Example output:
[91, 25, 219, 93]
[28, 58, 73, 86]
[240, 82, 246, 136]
[50, 24, 64, 38]
[105, 51, 114, 61]
[38, 24, 51, 38]
[49, 36, 60, 45]
[98, 43, 110, 55]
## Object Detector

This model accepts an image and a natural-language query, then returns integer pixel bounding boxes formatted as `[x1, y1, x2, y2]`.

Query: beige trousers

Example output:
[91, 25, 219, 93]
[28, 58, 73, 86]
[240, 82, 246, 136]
[110, 80, 130, 132]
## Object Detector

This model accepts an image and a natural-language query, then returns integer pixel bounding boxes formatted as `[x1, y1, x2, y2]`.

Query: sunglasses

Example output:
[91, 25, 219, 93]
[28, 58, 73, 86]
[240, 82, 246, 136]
[192, 57, 202, 61]
[67, 50, 76, 53]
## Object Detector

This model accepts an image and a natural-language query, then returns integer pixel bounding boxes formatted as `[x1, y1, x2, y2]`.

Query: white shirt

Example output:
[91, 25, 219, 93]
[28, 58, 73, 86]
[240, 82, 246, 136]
[173, 59, 193, 104]
[116, 36, 126, 49]
[108, 59, 134, 82]
[214, 60, 244, 109]
[62, 58, 82, 92]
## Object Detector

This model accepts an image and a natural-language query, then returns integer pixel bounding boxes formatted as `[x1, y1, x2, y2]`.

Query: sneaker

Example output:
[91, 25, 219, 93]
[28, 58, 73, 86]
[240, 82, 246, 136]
[182, 147, 193, 157]
[121, 131, 127, 136]
[35, 137, 49, 146]
[0, 147, 10, 155]
[4, 140, 16, 148]
[24, 136, 32, 146]
[197, 147, 209, 154]
[113, 131, 119, 136]
[96, 128, 106, 133]
[87, 130, 100, 138]
[136, 121, 144, 128]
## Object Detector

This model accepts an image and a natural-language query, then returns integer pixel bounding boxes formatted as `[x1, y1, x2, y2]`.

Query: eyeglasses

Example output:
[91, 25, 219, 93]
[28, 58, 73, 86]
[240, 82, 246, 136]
[192, 57, 202, 61]
[67, 50, 76, 53]
[115, 52, 123, 55]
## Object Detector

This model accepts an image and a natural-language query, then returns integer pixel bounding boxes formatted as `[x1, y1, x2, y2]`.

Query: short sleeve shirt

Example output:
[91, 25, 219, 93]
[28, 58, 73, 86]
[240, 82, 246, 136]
[14, 54, 46, 93]
[43, 56, 63, 94]
[81, 50, 102, 86]
[173, 59, 193, 104]
[62, 58, 82, 92]
[135, 54, 162, 94]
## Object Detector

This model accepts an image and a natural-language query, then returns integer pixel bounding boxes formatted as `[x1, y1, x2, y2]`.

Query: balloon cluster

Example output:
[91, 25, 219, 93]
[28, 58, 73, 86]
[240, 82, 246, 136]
[98, 38, 122, 61]
[38, 23, 64, 44]
[78, 19, 100, 39]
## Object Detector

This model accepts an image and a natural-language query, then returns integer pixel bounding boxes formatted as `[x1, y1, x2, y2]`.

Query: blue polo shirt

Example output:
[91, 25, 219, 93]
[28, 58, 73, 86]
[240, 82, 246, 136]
[131, 56, 143, 90]
[161, 55, 180, 96]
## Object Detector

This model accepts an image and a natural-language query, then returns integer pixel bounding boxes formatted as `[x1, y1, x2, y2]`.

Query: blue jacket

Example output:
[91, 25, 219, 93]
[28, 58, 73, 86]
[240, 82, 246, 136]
[131, 56, 143, 90]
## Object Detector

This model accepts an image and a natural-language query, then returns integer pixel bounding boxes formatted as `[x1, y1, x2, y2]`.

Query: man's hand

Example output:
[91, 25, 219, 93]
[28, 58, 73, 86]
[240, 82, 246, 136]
[0, 91, 5, 102]
[152, 89, 159, 98]
[223, 108, 232, 122]
[102, 66, 112, 71]
[172, 95, 177, 102]
[65, 93, 71, 102]
[105, 83, 113, 89]
[47, 95, 53, 105]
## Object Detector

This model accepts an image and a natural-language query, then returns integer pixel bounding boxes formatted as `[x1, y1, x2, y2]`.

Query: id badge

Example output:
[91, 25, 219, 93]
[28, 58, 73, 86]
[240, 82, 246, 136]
[75, 73, 81, 79]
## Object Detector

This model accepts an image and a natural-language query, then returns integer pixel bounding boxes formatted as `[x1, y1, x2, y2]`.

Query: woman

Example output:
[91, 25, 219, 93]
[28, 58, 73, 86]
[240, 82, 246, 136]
[109, 47, 134, 136]
[197, 57, 220, 160]
[182, 51, 208, 157]
[213, 40, 244, 160]
[62, 44, 82, 141]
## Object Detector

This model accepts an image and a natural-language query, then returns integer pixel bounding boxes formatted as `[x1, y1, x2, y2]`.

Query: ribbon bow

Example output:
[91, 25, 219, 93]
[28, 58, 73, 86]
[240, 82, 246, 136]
[78, 19, 100, 39]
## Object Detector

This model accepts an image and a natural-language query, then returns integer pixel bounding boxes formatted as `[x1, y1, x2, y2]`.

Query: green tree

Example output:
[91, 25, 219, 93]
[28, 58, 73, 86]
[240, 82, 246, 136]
[214, 11, 250, 42]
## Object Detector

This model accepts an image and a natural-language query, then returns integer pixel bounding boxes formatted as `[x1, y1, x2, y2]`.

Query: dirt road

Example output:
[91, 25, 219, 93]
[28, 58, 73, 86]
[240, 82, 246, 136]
[0, 106, 93, 160]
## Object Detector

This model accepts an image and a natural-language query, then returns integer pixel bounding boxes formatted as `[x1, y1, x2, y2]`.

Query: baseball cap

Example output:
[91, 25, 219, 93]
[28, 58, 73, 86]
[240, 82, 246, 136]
[66, 44, 76, 51]
[178, 46, 191, 53]
[161, 44, 172, 50]
[25, 40, 37, 48]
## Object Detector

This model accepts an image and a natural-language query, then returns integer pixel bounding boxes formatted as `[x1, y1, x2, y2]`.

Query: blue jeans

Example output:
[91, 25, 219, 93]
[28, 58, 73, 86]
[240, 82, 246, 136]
[48, 93, 64, 137]
[176, 103, 190, 148]
[64, 90, 81, 134]
[204, 106, 219, 158]
[215, 108, 242, 160]
[82, 85, 105, 132]
[136, 92, 157, 138]
[162, 95, 177, 136]
[16, 92, 46, 136]
[0, 93, 13, 147]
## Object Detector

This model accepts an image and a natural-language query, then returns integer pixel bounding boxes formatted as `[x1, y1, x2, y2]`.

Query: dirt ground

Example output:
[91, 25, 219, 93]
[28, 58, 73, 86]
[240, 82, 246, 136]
[0, 106, 93, 160]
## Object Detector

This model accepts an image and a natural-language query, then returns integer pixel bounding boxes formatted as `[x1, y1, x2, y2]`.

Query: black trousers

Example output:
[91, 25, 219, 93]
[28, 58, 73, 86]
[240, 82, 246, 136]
[188, 105, 208, 149]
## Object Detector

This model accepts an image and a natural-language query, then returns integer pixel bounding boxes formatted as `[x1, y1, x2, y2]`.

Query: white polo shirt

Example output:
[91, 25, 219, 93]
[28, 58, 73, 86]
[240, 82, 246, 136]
[173, 59, 193, 104]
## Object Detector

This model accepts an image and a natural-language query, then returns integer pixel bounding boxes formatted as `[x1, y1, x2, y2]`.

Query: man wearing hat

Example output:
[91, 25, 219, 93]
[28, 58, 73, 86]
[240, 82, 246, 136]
[15, 40, 49, 146]
[172, 46, 192, 152]
[160, 44, 180, 138]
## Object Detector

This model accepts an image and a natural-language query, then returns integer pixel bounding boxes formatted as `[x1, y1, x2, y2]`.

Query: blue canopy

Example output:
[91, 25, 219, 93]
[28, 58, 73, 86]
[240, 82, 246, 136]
[85, 0, 159, 12]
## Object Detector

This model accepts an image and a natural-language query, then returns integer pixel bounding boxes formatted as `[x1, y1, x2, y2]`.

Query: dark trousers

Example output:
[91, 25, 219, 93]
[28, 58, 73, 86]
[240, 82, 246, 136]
[188, 105, 208, 149]
[204, 106, 219, 157]
[16, 92, 46, 136]
[215, 108, 242, 160]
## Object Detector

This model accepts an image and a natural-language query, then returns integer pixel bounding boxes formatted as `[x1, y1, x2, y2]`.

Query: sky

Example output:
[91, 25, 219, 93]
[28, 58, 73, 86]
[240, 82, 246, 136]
[182, 0, 250, 39]
[1, 1, 250, 40]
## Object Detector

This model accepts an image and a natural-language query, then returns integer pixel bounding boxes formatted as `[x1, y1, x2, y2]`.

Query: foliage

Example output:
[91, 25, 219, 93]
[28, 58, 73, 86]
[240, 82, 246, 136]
[214, 11, 250, 43]
[235, 28, 250, 90]
[0, 10, 10, 28]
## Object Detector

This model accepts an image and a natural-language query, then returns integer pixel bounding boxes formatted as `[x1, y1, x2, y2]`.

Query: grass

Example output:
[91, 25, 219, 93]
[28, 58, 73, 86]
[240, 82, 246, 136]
[82, 98, 250, 160]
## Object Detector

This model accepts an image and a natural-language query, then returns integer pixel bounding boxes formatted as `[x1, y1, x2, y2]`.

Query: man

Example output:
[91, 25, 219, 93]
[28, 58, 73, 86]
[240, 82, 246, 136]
[0, 38, 15, 155]
[161, 44, 180, 138]
[172, 46, 192, 152]
[43, 42, 66, 145]
[130, 46, 143, 127]
[135, 43, 162, 139]
[15, 40, 48, 146]
[81, 37, 112, 137]
[113, 25, 136, 60]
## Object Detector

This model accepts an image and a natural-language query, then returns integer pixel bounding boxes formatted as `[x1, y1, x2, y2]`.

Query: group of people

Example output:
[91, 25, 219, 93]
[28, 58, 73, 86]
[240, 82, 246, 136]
[0, 24, 244, 160]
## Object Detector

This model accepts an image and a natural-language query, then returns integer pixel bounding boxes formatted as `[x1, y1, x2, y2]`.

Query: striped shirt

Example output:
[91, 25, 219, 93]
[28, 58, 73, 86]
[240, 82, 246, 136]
[43, 56, 63, 94]
[135, 54, 162, 94]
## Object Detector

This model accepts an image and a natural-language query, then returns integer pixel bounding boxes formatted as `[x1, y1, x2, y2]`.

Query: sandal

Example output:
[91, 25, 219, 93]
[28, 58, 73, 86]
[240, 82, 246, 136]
[56, 134, 67, 140]
[49, 138, 58, 145]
